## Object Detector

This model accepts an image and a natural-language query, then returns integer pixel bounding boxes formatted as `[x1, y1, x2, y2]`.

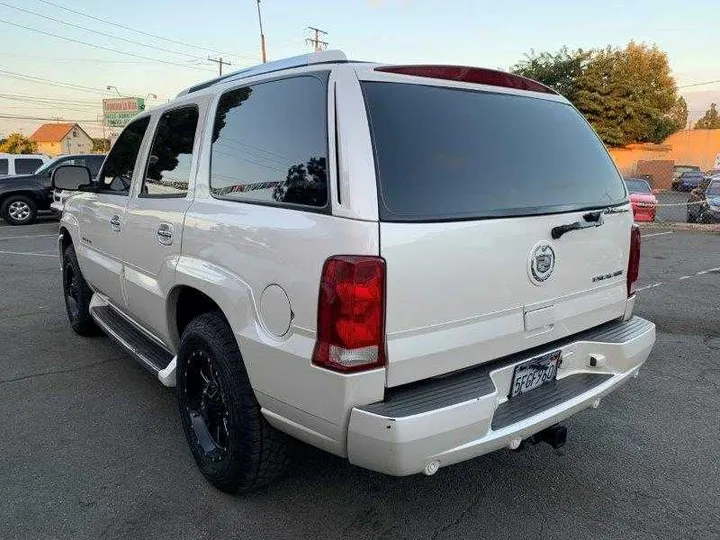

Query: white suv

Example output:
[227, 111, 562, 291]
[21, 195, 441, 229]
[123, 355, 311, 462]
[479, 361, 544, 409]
[53, 51, 655, 492]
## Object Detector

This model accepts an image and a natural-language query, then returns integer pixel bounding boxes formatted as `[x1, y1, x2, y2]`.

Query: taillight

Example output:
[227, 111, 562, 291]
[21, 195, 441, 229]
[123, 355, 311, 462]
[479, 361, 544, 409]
[312, 256, 386, 373]
[627, 224, 641, 296]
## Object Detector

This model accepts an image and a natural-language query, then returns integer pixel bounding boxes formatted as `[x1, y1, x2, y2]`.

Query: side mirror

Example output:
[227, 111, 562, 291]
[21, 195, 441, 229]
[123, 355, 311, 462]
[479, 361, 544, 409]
[52, 165, 92, 191]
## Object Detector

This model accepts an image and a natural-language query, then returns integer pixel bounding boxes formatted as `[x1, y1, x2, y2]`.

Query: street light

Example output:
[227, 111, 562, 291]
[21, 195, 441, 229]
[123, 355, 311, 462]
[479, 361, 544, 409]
[145, 93, 158, 100]
[105, 85, 122, 96]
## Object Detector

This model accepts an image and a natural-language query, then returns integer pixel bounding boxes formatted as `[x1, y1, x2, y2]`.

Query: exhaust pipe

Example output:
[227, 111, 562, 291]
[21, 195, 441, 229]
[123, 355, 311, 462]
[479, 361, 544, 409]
[511, 424, 567, 451]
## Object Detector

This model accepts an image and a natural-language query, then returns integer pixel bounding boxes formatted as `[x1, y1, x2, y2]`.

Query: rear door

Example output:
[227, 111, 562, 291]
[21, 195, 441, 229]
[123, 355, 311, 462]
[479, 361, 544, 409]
[360, 79, 632, 386]
[78, 117, 150, 306]
[120, 104, 202, 341]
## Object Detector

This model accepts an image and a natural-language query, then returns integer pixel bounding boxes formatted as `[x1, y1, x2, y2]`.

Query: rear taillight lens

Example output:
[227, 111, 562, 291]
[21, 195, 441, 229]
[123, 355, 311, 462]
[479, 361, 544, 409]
[627, 224, 641, 296]
[312, 256, 386, 373]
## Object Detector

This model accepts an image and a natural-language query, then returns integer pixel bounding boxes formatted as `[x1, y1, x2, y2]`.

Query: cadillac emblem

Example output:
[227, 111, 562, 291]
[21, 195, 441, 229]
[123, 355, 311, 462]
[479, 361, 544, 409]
[528, 242, 556, 285]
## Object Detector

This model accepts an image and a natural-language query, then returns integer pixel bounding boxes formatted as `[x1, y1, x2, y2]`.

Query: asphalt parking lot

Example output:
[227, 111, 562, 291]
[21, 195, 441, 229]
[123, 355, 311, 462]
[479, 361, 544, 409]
[1, 220, 718, 540]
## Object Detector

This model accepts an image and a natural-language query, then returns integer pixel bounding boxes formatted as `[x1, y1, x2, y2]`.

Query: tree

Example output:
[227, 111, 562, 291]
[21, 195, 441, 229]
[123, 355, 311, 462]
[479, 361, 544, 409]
[92, 138, 110, 152]
[694, 103, 720, 129]
[511, 47, 591, 103]
[0, 133, 37, 154]
[511, 42, 681, 146]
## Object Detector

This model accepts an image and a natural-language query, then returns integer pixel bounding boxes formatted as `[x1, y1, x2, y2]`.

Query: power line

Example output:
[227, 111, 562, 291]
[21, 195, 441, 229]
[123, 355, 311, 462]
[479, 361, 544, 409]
[0, 68, 107, 94]
[0, 114, 103, 123]
[0, 18, 215, 73]
[34, 0, 261, 61]
[1, 2, 211, 63]
[1, 53, 159, 65]
[678, 79, 720, 89]
[0, 93, 101, 105]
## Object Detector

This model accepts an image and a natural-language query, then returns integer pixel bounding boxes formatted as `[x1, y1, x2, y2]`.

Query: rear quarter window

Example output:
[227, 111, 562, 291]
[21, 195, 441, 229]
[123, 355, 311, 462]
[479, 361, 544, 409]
[362, 82, 627, 221]
[15, 158, 44, 175]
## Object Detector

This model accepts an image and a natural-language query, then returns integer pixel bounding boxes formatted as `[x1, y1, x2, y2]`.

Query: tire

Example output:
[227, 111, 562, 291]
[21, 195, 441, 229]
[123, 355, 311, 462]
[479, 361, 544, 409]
[1, 194, 37, 225]
[176, 312, 289, 493]
[687, 207, 696, 223]
[62, 245, 101, 336]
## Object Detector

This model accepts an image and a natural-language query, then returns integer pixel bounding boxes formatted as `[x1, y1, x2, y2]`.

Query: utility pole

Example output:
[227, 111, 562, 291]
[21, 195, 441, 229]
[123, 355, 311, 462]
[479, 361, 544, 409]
[207, 56, 231, 76]
[306, 27, 328, 52]
[256, 0, 267, 63]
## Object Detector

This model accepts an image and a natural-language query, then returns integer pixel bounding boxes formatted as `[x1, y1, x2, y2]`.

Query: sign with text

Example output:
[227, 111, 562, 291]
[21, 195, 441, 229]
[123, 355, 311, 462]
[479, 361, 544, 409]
[103, 97, 145, 127]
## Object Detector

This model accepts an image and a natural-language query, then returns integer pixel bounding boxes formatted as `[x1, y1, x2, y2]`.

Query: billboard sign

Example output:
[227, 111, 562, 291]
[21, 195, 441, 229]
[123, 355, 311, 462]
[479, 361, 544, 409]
[103, 97, 145, 127]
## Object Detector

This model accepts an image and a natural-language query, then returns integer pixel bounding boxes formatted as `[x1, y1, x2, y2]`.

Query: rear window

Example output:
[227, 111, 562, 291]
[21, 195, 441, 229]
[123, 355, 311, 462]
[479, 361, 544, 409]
[362, 82, 627, 221]
[15, 158, 44, 175]
[0, 159, 7, 175]
[624, 179, 652, 194]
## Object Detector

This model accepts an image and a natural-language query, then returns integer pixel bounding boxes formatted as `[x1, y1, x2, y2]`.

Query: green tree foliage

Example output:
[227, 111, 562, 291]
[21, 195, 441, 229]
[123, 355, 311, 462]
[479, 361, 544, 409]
[511, 42, 681, 146]
[0, 133, 38, 154]
[694, 103, 720, 129]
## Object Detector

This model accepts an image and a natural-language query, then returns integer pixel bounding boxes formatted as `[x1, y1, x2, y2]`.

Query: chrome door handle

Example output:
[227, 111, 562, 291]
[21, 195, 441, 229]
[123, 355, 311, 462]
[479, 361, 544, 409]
[110, 215, 121, 232]
[156, 222, 174, 245]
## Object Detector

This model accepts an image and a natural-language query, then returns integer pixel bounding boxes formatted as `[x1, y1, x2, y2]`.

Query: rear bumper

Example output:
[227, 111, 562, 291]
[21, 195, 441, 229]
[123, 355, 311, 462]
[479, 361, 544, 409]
[347, 316, 655, 476]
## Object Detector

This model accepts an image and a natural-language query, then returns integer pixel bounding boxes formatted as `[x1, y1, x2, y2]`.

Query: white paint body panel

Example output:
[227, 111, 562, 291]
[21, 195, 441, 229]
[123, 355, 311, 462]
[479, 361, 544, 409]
[381, 208, 633, 386]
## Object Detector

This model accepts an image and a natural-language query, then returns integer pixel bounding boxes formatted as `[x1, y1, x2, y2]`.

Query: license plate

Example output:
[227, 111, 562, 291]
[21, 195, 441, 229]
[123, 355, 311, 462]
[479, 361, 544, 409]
[509, 350, 561, 398]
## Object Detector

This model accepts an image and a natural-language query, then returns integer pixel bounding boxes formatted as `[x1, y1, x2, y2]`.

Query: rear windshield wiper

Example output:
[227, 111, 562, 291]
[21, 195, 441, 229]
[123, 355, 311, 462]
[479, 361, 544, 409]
[551, 211, 604, 239]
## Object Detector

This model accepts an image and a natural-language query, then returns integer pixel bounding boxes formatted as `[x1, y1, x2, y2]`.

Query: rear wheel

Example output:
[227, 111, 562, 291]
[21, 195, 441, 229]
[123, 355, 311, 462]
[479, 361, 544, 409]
[2, 195, 37, 225]
[176, 312, 289, 493]
[687, 206, 696, 223]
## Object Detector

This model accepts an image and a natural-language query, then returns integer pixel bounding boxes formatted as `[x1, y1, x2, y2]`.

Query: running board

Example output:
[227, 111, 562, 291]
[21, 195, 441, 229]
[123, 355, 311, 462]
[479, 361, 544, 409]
[91, 304, 173, 375]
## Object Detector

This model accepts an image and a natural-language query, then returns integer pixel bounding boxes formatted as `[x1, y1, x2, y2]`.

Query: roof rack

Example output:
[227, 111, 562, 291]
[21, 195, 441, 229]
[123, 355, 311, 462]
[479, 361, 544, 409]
[177, 50, 348, 97]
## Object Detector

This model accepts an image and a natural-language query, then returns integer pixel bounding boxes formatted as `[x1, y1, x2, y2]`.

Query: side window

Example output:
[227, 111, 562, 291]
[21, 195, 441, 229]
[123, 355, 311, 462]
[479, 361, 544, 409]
[210, 75, 328, 209]
[141, 106, 199, 197]
[16, 158, 44, 175]
[97, 117, 150, 194]
[0, 159, 8, 175]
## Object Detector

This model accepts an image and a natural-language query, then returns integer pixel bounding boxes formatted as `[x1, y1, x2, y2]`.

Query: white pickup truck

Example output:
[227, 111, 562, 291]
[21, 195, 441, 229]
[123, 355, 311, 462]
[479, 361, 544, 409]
[53, 51, 655, 493]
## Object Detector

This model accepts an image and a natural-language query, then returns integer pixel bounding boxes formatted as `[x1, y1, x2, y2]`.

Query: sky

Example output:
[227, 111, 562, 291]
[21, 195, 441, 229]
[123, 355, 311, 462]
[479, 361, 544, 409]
[1, 0, 719, 139]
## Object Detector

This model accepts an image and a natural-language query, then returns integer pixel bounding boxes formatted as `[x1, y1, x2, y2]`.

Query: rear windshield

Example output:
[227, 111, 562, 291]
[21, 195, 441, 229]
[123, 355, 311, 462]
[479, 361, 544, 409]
[362, 82, 627, 221]
[625, 179, 652, 194]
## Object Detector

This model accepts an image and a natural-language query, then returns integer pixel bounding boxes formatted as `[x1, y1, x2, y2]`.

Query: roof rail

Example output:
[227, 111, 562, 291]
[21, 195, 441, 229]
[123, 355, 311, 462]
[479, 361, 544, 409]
[177, 50, 348, 97]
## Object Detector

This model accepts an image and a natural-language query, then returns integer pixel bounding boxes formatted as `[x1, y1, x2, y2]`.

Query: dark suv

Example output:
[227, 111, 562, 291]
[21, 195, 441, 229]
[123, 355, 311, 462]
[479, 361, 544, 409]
[688, 178, 720, 223]
[0, 154, 105, 225]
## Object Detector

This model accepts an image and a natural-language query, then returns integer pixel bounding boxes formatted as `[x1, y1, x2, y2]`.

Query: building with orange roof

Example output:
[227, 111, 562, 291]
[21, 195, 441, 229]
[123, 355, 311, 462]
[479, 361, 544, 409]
[29, 123, 93, 157]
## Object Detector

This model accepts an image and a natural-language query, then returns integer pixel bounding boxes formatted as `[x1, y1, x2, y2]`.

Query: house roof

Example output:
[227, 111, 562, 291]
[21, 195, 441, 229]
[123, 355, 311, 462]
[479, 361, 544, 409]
[30, 123, 87, 143]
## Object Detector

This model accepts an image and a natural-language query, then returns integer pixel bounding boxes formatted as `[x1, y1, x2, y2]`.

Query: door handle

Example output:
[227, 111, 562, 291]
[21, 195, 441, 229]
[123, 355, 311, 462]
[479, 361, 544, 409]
[110, 215, 121, 232]
[156, 222, 174, 245]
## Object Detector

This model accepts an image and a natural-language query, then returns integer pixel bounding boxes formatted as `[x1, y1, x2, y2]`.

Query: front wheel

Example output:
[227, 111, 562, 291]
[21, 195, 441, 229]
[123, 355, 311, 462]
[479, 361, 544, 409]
[62, 246, 101, 336]
[176, 312, 289, 493]
[2, 195, 37, 225]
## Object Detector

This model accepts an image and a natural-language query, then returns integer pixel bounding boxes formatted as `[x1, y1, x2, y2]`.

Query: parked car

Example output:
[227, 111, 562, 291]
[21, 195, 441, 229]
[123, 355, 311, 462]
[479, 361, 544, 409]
[0, 154, 105, 225]
[49, 155, 106, 213]
[672, 171, 705, 191]
[624, 178, 657, 222]
[687, 178, 720, 223]
[0, 153, 49, 177]
[704, 168, 720, 178]
[53, 51, 655, 492]
[672, 164, 701, 185]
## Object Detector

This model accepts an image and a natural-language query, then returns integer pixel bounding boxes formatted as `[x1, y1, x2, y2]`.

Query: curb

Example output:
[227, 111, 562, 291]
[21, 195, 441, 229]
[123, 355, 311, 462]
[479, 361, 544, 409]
[637, 222, 720, 233]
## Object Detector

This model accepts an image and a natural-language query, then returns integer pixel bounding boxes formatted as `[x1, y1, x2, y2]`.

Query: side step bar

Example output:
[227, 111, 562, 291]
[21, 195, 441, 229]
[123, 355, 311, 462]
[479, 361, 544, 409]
[91, 304, 173, 375]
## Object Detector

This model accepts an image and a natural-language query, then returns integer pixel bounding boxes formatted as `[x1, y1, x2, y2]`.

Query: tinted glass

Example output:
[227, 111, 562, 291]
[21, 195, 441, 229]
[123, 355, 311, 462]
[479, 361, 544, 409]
[141, 107, 198, 197]
[707, 182, 720, 197]
[98, 117, 150, 194]
[676, 166, 699, 173]
[210, 75, 328, 208]
[0, 159, 7, 175]
[363, 82, 627, 221]
[624, 179, 652, 194]
[682, 172, 704, 178]
[16, 158, 44, 175]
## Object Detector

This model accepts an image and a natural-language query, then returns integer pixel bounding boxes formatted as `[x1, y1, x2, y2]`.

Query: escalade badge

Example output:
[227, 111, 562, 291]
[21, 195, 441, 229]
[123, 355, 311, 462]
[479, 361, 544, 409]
[528, 242, 556, 285]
